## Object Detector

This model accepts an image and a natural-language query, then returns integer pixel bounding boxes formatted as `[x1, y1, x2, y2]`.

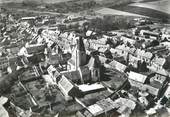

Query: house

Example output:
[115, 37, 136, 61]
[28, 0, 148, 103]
[164, 84, 170, 98]
[140, 30, 159, 39]
[161, 42, 170, 49]
[77, 98, 119, 117]
[86, 30, 96, 37]
[121, 36, 136, 45]
[108, 60, 127, 73]
[162, 33, 170, 41]
[151, 57, 166, 70]
[115, 45, 129, 54]
[76, 108, 94, 117]
[128, 54, 140, 68]
[128, 71, 147, 83]
[146, 74, 167, 96]
[87, 104, 104, 116]
[149, 74, 167, 89]
[128, 71, 147, 88]
[87, 98, 116, 116]
[47, 65, 61, 83]
[89, 41, 108, 51]
[58, 75, 77, 101]
[135, 49, 153, 62]
[110, 47, 129, 63]
[147, 45, 167, 54]
[47, 52, 71, 69]
[114, 98, 136, 116]
[26, 44, 45, 54]
[21, 17, 37, 21]
[0, 57, 9, 70]
[144, 84, 160, 96]
[110, 48, 121, 58]
[116, 44, 136, 54]
[17, 46, 32, 58]
[129, 71, 167, 97]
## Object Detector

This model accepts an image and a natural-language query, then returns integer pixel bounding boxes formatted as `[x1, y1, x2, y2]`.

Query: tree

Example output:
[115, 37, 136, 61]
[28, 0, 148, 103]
[0, 68, 27, 95]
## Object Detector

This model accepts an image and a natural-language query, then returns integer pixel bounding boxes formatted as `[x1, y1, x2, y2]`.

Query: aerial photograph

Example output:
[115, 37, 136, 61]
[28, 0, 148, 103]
[0, 0, 170, 117]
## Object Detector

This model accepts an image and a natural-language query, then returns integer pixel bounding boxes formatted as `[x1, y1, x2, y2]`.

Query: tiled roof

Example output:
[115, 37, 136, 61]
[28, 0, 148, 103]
[128, 71, 147, 83]
[62, 70, 81, 83]
[108, 60, 127, 72]
[86, 56, 100, 69]
[58, 76, 75, 95]
[152, 57, 166, 66]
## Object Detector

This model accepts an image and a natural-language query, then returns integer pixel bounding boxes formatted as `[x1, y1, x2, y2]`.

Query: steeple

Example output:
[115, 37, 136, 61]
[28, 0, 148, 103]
[77, 36, 86, 67]
[68, 36, 87, 70]
[77, 36, 85, 52]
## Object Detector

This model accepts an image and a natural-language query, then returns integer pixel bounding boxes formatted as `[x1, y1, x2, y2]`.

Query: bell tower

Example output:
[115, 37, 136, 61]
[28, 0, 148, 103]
[68, 36, 87, 70]
[77, 36, 86, 67]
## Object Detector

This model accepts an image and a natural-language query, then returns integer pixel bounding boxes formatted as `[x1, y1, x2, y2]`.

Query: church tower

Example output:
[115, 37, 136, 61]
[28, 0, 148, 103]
[77, 36, 87, 67]
[68, 36, 87, 70]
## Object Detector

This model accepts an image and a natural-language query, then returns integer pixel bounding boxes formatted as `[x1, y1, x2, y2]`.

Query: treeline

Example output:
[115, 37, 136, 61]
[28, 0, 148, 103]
[57, 23, 80, 32]
[85, 15, 135, 33]
[22, 0, 41, 7]
[44, 1, 98, 13]
[100, 0, 133, 7]
[58, 15, 135, 34]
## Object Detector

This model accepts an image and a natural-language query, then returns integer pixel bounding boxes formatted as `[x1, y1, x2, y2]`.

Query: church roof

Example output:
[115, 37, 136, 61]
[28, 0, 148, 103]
[62, 70, 81, 83]
[87, 56, 100, 69]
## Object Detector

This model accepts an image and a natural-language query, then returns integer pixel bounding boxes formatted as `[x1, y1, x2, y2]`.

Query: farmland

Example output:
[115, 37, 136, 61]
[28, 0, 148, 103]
[1, 0, 170, 22]
[96, 7, 147, 17]
[129, 0, 170, 14]
[0, 0, 71, 4]
[108, 0, 170, 22]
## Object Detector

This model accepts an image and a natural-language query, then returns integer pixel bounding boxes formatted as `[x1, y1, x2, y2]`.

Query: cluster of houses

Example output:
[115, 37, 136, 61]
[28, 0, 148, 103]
[1, 10, 170, 117]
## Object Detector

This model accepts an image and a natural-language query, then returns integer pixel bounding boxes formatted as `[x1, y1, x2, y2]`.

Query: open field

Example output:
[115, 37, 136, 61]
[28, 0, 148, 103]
[0, 0, 71, 4]
[108, 0, 170, 20]
[112, 5, 170, 20]
[129, 0, 170, 14]
[96, 7, 147, 17]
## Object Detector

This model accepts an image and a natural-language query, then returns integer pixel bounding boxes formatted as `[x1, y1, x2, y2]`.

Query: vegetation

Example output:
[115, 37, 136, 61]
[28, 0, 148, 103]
[102, 0, 133, 7]
[85, 15, 135, 33]
[22, 0, 40, 7]
[45, 0, 99, 13]
[58, 23, 80, 32]
[113, 5, 170, 23]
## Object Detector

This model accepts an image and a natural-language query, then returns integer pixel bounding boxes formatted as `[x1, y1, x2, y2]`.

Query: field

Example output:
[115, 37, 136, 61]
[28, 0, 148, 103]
[0, 0, 71, 4]
[96, 7, 147, 17]
[129, 0, 170, 14]
[108, 0, 170, 21]
[1, 0, 170, 21]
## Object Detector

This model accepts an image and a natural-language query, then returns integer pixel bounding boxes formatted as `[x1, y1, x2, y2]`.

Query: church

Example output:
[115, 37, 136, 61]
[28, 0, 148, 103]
[66, 36, 101, 84]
